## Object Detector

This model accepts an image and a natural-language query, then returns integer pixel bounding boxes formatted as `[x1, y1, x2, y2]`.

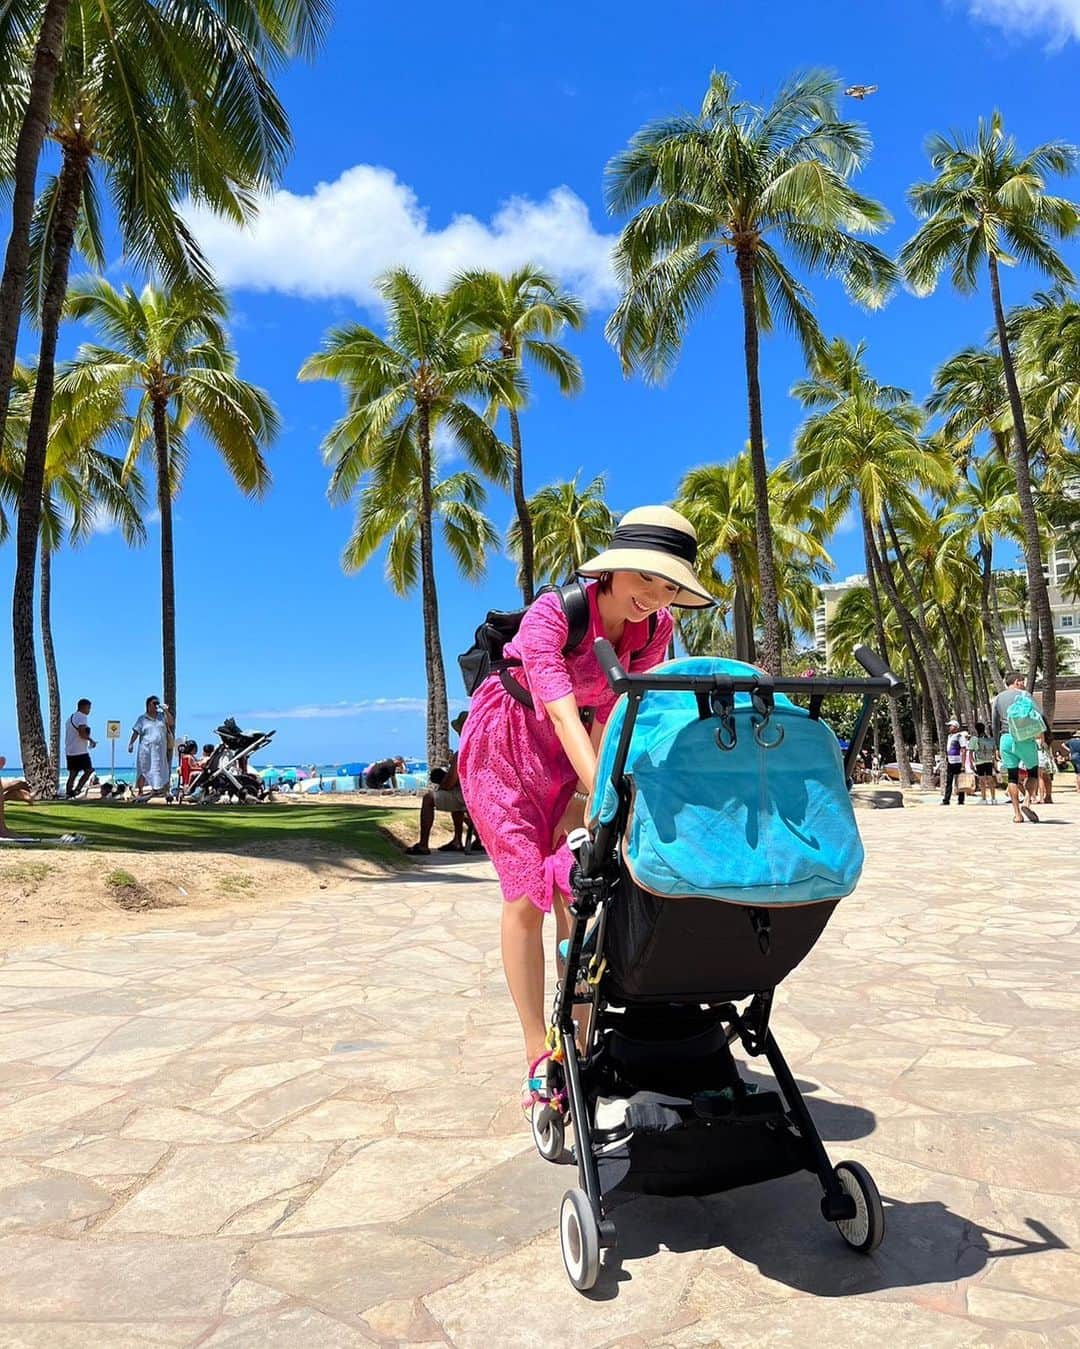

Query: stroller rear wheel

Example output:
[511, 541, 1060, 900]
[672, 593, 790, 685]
[531, 1102, 565, 1163]
[560, 1188, 600, 1291]
[832, 1161, 884, 1253]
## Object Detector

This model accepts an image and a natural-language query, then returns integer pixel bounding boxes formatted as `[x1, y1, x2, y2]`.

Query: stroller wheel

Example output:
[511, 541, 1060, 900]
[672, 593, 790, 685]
[560, 1188, 600, 1291]
[833, 1161, 885, 1254]
[531, 1102, 565, 1163]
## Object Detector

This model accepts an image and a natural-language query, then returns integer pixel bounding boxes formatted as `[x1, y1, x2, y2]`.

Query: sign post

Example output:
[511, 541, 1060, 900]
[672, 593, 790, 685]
[106, 720, 121, 782]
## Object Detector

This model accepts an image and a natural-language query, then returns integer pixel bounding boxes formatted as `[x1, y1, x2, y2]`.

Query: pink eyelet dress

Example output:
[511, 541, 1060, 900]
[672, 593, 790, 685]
[458, 582, 673, 913]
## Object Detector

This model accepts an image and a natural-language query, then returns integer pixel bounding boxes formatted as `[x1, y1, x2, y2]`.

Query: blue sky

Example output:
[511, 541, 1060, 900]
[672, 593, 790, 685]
[3, 0, 1080, 765]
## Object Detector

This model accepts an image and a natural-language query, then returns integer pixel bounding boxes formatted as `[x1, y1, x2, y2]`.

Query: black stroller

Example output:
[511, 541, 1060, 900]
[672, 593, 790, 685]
[183, 718, 276, 804]
[530, 641, 903, 1291]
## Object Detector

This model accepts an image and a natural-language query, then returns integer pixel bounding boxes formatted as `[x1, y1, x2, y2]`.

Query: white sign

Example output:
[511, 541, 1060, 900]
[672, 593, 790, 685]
[105, 720, 121, 740]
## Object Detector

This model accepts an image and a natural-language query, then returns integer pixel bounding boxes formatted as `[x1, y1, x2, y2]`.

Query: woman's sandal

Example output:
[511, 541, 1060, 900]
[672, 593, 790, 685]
[520, 1052, 552, 1112]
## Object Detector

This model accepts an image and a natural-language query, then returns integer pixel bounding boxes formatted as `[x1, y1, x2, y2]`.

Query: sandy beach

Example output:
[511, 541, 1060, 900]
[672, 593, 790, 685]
[0, 794, 449, 951]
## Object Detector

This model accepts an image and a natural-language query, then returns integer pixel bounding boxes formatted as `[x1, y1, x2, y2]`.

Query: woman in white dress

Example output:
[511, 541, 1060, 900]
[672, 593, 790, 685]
[128, 696, 174, 795]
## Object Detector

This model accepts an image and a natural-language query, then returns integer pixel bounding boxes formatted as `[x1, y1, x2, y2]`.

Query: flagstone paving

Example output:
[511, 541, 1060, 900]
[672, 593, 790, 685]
[0, 791, 1077, 1346]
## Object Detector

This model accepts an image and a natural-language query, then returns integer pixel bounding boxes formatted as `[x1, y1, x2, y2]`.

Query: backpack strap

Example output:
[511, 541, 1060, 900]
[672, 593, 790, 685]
[556, 580, 590, 656]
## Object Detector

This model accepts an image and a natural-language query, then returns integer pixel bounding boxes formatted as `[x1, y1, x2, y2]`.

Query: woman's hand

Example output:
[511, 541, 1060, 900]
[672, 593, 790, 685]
[552, 793, 586, 851]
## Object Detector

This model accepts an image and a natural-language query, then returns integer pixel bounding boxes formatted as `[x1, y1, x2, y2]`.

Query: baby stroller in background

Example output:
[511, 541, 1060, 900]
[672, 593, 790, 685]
[182, 719, 276, 804]
[531, 641, 903, 1291]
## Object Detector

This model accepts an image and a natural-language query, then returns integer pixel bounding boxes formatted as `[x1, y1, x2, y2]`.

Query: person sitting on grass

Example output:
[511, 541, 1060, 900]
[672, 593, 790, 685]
[0, 757, 33, 839]
[407, 712, 473, 856]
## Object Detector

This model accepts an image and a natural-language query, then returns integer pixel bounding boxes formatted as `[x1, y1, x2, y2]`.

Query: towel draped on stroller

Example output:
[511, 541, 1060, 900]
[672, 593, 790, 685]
[533, 645, 903, 1292]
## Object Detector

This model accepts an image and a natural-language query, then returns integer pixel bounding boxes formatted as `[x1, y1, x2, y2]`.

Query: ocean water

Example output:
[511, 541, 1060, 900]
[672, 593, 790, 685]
[3, 760, 430, 792]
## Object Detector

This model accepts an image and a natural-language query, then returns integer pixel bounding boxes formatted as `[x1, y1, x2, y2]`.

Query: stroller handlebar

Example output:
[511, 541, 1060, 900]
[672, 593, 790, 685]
[592, 638, 905, 698]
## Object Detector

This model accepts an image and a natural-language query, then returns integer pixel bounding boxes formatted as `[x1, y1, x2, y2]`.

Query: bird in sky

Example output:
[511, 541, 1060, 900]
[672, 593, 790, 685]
[844, 84, 879, 100]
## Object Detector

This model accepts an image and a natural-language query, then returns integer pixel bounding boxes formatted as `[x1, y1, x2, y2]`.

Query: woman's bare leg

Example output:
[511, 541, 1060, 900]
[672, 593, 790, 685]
[501, 896, 548, 1065]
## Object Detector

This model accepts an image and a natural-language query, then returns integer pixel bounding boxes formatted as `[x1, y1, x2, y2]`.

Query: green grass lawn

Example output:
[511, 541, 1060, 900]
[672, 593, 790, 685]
[2, 800, 409, 860]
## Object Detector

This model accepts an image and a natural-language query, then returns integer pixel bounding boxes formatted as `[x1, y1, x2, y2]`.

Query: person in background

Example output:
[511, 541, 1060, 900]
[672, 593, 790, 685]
[64, 697, 96, 800]
[128, 696, 174, 800]
[967, 720, 997, 805]
[941, 718, 968, 805]
[407, 712, 470, 855]
[1061, 730, 1080, 793]
[363, 756, 406, 791]
[1036, 733, 1056, 805]
[992, 670, 1040, 823]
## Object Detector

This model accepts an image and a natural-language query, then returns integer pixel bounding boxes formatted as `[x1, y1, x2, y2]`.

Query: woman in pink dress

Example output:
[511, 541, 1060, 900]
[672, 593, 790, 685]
[458, 506, 713, 1105]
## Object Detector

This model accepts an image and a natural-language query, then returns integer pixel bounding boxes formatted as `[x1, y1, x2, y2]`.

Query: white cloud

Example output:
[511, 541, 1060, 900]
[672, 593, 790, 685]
[964, 0, 1080, 42]
[185, 165, 619, 310]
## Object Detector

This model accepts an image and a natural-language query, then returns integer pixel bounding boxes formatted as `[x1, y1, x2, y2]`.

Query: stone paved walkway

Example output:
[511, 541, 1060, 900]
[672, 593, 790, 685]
[0, 792, 1078, 1347]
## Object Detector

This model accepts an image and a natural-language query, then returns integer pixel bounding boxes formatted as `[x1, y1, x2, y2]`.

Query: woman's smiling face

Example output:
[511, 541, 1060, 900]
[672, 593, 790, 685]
[608, 570, 679, 622]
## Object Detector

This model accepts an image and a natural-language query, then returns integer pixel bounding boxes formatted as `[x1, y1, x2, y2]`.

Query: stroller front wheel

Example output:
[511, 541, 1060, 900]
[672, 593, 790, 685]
[530, 1102, 565, 1163]
[832, 1161, 885, 1253]
[560, 1188, 600, 1291]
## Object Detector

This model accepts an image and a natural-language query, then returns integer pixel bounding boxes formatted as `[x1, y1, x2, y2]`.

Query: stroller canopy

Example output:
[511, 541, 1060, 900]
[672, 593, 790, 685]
[590, 657, 864, 908]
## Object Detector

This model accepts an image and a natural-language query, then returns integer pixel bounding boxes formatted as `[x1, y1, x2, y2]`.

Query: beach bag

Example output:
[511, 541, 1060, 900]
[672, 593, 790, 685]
[1006, 693, 1045, 742]
[592, 657, 864, 907]
[458, 580, 656, 700]
[957, 771, 976, 793]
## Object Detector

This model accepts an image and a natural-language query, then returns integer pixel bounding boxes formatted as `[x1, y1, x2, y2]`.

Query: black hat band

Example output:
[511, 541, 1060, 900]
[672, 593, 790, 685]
[609, 523, 698, 567]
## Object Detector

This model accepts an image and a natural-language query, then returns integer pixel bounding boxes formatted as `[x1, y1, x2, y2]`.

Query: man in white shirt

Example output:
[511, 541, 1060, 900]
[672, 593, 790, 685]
[65, 698, 96, 799]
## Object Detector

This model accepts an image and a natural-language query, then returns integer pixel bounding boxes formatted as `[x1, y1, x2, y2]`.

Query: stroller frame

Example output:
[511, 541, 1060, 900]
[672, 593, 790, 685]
[537, 642, 903, 1289]
[183, 724, 276, 804]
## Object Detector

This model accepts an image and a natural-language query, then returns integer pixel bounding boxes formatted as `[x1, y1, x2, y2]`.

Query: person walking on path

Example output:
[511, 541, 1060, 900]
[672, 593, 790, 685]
[992, 671, 1040, 823]
[64, 698, 96, 800]
[1064, 730, 1080, 793]
[407, 713, 470, 855]
[458, 505, 714, 1109]
[1037, 734, 1056, 805]
[967, 720, 997, 805]
[128, 696, 174, 800]
[941, 719, 968, 805]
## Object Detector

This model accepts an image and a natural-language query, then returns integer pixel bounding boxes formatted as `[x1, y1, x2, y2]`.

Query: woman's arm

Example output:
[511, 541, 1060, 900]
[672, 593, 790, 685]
[544, 693, 598, 794]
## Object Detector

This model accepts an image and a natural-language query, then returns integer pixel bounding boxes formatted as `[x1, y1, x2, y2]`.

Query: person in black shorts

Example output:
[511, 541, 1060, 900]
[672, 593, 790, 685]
[967, 721, 996, 805]
[364, 756, 406, 790]
[64, 698, 96, 799]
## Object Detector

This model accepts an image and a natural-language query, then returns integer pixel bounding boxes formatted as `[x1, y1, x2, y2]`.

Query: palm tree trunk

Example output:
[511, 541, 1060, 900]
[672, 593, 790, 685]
[507, 406, 535, 605]
[417, 406, 450, 769]
[151, 397, 178, 723]
[978, 537, 1005, 690]
[935, 602, 976, 727]
[735, 249, 782, 675]
[11, 141, 90, 795]
[732, 572, 754, 664]
[0, 0, 73, 455]
[860, 506, 912, 786]
[989, 575, 1011, 673]
[40, 544, 61, 794]
[871, 518, 949, 747]
[988, 253, 1056, 729]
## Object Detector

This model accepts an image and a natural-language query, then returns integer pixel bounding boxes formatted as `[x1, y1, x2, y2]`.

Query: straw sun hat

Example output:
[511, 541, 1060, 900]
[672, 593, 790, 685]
[577, 505, 714, 608]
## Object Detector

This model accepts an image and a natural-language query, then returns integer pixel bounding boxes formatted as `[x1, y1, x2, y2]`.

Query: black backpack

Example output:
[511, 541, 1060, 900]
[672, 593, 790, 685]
[458, 579, 656, 709]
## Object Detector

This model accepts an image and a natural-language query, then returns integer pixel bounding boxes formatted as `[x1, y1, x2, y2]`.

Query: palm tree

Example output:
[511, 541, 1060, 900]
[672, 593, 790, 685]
[507, 473, 615, 588]
[2, 364, 146, 784]
[59, 277, 277, 724]
[341, 448, 498, 597]
[300, 269, 518, 768]
[4, 0, 327, 794]
[793, 351, 956, 784]
[605, 69, 896, 675]
[0, 0, 74, 465]
[927, 346, 1010, 470]
[900, 111, 1080, 729]
[954, 456, 1022, 687]
[452, 267, 584, 603]
[675, 454, 831, 663]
